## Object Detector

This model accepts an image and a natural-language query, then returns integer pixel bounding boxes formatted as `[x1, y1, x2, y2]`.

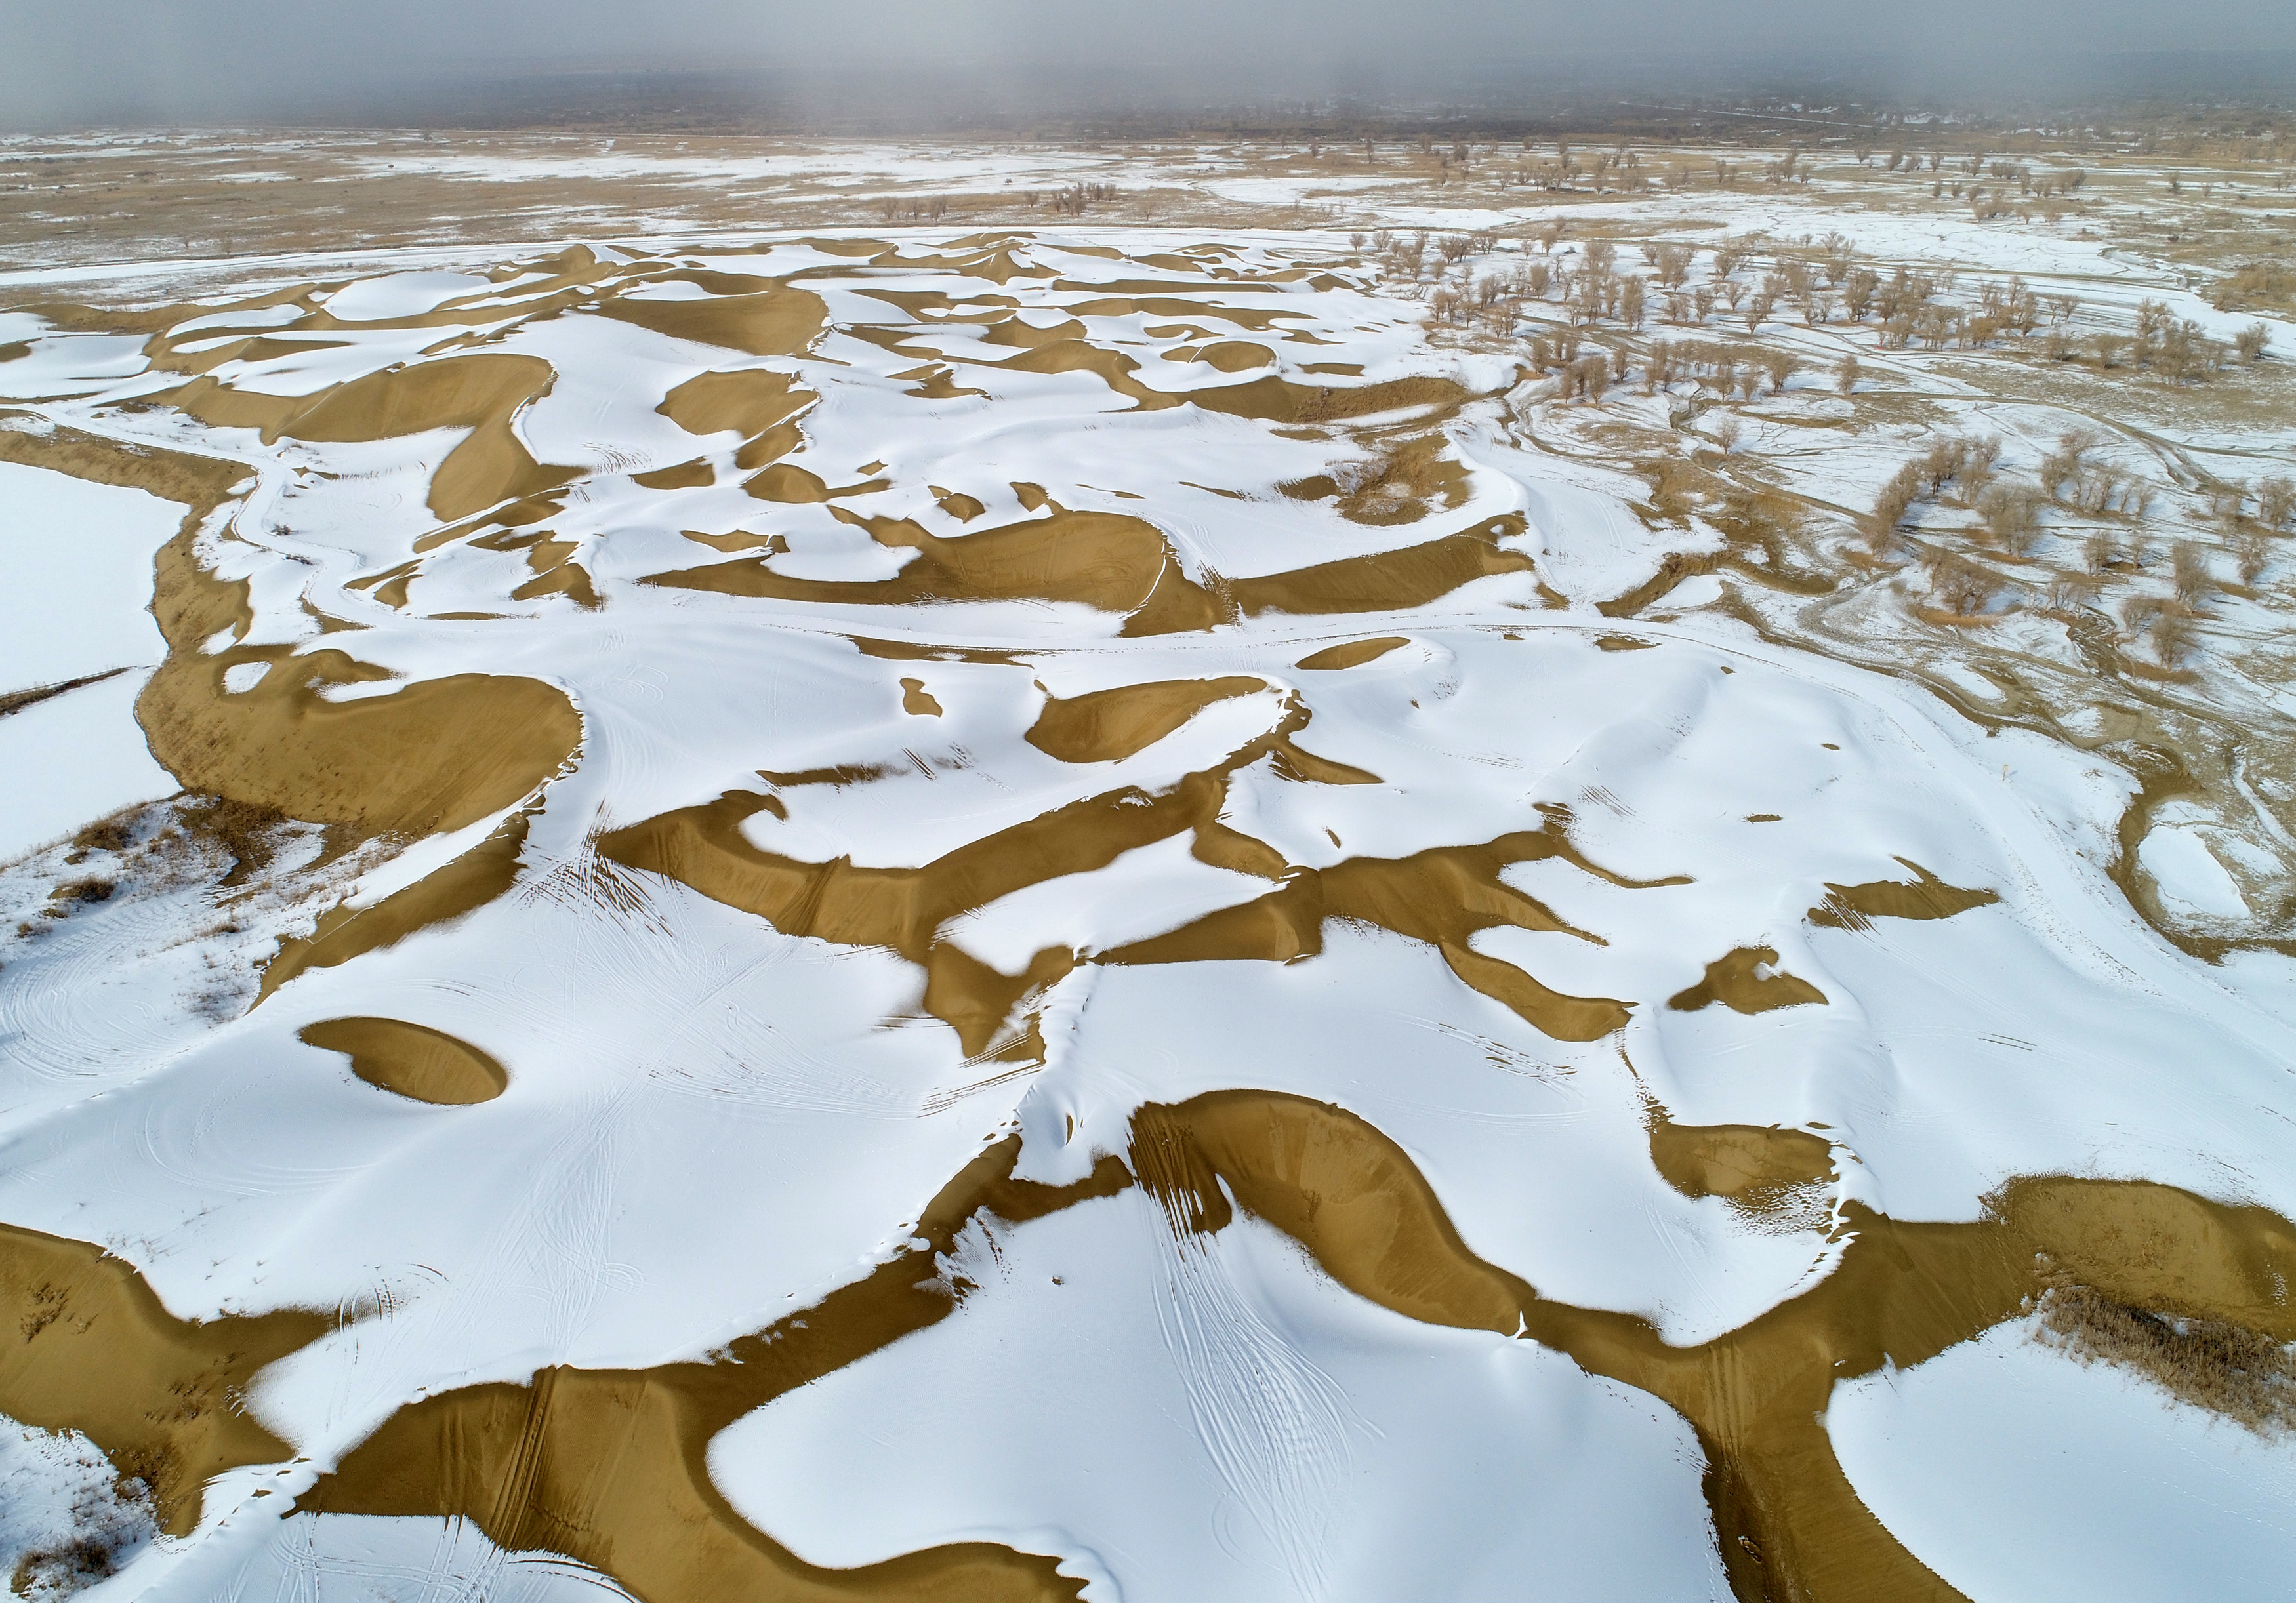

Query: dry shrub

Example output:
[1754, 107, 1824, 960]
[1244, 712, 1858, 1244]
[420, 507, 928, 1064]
[2040, 430, 2095, 499]
[13, 1534, 129, 1596]
[2120, 592, 2167, 634]
[71, 815, 136, 855]
[42, 877, 116, 919]
[2036, 1282, 2296, 1434]
[180, 796, 290, 885]
[2211, 262, 2296, 313]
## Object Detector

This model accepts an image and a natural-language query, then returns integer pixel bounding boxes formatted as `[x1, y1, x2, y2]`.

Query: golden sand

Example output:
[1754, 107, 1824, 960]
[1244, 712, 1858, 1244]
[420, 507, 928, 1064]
[0, 1225, 325, 1535]
[1228, 520, 1534, 616]
[1810, 860, 2002, 931]
[646, 508, 1227, 637]
[1668, 946, 1830, 1013]
[306, 1138, 1130, 1603]
[298, 1017, 509, 1105]
[1293, 636, 1408, 670]
[1131, 1091, 2296, 1603]
[1023, 677, 1265, 764]
[262, 812, 530, 998]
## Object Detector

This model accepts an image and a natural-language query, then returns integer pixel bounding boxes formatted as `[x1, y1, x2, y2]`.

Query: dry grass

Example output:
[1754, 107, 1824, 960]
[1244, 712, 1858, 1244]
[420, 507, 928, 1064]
[2035, 1279, 2296, 1434]
[176, 796, 289, 886]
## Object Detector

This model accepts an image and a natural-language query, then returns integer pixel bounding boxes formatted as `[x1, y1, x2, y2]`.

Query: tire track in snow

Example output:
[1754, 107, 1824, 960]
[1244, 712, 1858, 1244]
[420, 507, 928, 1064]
[1143, 1192, 1367, 1603]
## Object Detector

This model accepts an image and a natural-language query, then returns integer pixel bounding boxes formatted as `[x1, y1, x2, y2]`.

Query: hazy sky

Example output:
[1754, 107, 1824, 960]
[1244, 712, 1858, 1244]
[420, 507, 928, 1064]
[8, 0, 2295, 125]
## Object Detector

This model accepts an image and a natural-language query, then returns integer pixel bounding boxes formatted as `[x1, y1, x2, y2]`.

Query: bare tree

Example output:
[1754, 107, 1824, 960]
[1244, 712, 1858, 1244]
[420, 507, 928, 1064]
[2257, 476, 2296, 532]
[1930, 552, 2000, 614]
[1979, 486, 2045, 556]
[1761, 350, 1799, 394]
[1872, 461, 1922, 540]
[1649, 243, 1694, 287]
[2170, 540, 2215, 605]
[1835, 355, 1862, 395]
[1712, 416, 1742, 453]
[2232, 527, 2273, 583]
[2044, 570, 2104, 609]
[2152, 609, 2200, 666]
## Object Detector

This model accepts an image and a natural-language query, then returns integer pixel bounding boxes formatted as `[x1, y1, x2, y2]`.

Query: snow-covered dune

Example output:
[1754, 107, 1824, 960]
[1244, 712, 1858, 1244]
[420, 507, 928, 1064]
[1, 226, 2292, 1603]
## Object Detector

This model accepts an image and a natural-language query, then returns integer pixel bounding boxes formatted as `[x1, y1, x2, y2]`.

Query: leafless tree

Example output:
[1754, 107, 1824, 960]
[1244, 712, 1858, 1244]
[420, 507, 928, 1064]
[2170, 540, 2215, 605]
[1929, 552, 1999, 614]
[2256, 476, 2296, 532]
[1649, 243, 1694, 287]
[1872, 462, 1923, 540]
[2044, 570, 2104, 609]
[1835, 355, 1862, 395]
[2232, 527, 2273, 583]
[2152, 608, 2200, 666]
[1979, 486, 2045, 556]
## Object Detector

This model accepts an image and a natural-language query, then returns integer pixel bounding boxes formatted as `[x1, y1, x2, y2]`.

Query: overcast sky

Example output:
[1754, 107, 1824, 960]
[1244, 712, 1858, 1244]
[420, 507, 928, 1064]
[7, 0, 2295, 125]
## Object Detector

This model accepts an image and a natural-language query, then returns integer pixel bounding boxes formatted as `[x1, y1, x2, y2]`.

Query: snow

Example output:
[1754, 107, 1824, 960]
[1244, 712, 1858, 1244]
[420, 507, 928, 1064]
[0, 668, 178, 861]
[712, 1192, 1728, 1603]
[0, 461, 180, 689]
[2140, 824, 2251, 921]
[0, 1419, 156, 1599]
[1828, 1319, 2296, 1603]
[1, 211, 2292, 1602]
[0, 462, 186, 857]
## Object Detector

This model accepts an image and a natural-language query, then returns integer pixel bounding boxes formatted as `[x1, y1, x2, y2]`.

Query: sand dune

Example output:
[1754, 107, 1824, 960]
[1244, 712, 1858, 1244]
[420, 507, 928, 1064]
[3, 217, 2295, 1603]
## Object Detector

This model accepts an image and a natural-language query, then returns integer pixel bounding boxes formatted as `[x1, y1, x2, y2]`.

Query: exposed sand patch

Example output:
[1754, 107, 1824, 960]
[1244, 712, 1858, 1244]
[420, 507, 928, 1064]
[298, 1016, 508, 1105]
[1668, 946, 1829, 1013]
[1228, 519, 1534, 617]
[646, 508, 1227, 636]
[1809, 860, 2002, 931]
[598, 285, 827, 359]
[1293, 636, 1408, 671]
[1105, 824, 1654, 1042]
[163, 354, 571, 521]
[0, 1225, 324, 1536]
[658, 368, 815, 449]
[1646, 1113, 1837, 1203]
[137, 637, 577, 840]
[1128, 1091, 2296, 1603]
[261, 812, 531, 996]
[307, 1137, 1129, 1603]
[1024, 677, 1265, 764]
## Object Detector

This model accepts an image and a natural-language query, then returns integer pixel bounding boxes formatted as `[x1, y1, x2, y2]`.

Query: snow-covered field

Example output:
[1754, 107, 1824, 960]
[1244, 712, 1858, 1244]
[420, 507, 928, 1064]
[2, 150, 2294, 1603]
